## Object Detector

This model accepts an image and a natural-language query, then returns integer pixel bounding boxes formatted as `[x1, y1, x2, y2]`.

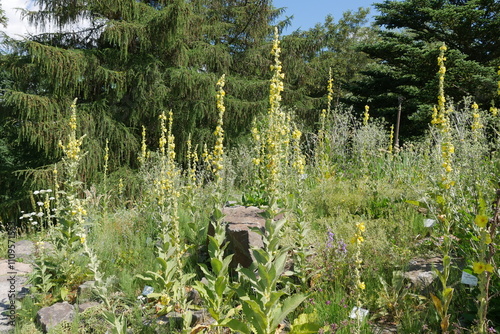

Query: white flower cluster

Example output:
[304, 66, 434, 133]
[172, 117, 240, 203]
[19, 189, 57, 225]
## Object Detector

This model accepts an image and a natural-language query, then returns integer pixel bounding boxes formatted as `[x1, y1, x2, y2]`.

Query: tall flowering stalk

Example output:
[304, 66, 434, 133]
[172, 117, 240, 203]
[185, 136, 199, 191]
[252, 27, 289, 207]
[56, 99, 87, 246]
[363, 105, 370, 126]
[316, 68, 333, 176]
[473, 212, 494, 334]
[138, 125, 148, 166]
[212, 74, 226, 188]
[429, 44, 456, 334]
[351, 222, 366, 334]
[471, 102, 483, 141]
[388, 125, 394, 156]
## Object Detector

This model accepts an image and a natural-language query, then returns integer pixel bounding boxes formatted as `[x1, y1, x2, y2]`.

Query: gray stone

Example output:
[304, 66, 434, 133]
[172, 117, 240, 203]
[77, 301, 101, 313]
[404, 257, 443, 293]
[156, 310, 214, 330]
[12, 240, 35, 261]
[36, 301, 74, 332]
[208, 205, 283, 268]
[186, 287, 202, 306]
[77, 281, 96, 302]
[0, 259, 34, 333]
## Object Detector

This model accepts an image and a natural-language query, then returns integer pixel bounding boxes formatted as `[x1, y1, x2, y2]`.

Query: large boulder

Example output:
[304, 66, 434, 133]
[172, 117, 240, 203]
[404, 257, 443, 293]
[209, 205, 283, 268]
[36, 301, 75, 332]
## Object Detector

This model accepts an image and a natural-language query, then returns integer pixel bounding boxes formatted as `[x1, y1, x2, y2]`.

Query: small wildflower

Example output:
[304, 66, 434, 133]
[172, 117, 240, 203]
[356, 222, 366, 233]
[473, 262, 494, 274]
[475, 215, 488, 228]
[358, 282, 366, 290]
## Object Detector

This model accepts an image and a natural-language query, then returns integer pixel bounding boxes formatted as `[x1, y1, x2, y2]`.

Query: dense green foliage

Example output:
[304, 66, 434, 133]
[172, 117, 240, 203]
[0, 0, 499, 222]
[350, 0, 500, 137]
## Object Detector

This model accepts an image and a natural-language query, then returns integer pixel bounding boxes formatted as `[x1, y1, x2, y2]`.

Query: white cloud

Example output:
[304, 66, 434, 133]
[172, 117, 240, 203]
[1, 0, 92, 40]
[1, 0, 42, 39]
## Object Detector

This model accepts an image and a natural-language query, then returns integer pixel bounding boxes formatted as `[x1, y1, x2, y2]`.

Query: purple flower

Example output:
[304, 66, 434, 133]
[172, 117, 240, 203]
[338, 240, 347, 254]
[327, 231, 335, 248]
[325, 300, 331, 305]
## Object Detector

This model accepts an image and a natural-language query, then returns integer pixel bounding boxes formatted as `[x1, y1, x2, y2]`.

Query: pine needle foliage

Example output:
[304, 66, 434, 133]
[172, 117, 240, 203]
[0, 0, 285, 219]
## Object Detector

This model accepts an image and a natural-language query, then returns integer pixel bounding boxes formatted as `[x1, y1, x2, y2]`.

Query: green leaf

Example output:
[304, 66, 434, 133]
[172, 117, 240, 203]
[271, 293, 307, 329]
[220, 319, 251, 334]
[214, 276, 226, 298]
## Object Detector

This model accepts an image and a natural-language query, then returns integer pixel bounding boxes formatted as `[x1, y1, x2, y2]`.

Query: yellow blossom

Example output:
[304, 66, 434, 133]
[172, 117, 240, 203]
[356, 222, 366, 232]
[474, 215, 488, 228]
[358, 282, 366, 290]
[473, 262, 494, 275]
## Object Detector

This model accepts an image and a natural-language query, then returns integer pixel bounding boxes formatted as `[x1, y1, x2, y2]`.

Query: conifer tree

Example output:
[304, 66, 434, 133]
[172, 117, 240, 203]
[0, 0, 283, 220]
[349, 0, 500, 138]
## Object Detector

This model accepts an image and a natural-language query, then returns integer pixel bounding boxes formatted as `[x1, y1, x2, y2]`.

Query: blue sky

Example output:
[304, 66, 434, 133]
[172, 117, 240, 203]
[273, 0, 379, 33]
[1, 0, 380, 39]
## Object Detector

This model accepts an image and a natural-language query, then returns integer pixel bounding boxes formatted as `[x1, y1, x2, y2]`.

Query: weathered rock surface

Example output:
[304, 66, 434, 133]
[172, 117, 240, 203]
[77, 301, 101, 313]
[36, 301, 75, 332]
[404, 257, 443, 293]
[156, 309, 214, 330]
[77, 280, 96, 302]
[208, 205, 283, 268]
[12, 240, 35, 261]
[0, 245, 34, 333]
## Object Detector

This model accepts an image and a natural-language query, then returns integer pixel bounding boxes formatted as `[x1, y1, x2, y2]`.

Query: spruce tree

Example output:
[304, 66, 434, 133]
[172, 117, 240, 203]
[349, 0, 500, 138]
[0, 0, 283, 220]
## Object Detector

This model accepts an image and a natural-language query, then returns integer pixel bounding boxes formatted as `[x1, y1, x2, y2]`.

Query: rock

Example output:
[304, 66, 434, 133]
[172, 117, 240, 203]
[0, 259, 34, 333]
[34, 241, 56, 257]
[36, 301, 74, 333]
[12, 240, 36, 261]
[77, 281, 96, 302]
[404, 257, 442, 293]
[156, 309, 214, 331]
[77, 301, 101, 313]
[186, 287, 202, 306]
[208, 205, 283, 268]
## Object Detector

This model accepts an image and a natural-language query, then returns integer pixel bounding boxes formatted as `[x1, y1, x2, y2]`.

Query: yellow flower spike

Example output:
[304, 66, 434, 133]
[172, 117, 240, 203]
[363, 105, 370, 126]
[474, 215, 488, 228]
[356, 222, 366, 233]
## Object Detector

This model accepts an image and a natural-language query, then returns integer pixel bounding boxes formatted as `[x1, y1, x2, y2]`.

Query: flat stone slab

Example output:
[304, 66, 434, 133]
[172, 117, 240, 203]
[0, 259, 33, 333]
[37, 302, 75, 332]
[404, 257, 443, 292]
[12, 240, 35, 261]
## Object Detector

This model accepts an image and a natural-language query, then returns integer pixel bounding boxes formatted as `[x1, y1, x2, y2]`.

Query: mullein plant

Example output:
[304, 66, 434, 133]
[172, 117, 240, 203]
[351, 222, 367, 334]
[472, 192, 498, 334]
[220, 29, 318, 333]
[54, 98, 88, 249]
[194, 74, 238, 332]
[315, 68, 334, 178]
[471, 102, 483, 142]
[287, 122, 315, 291]
[55, 100, 119, 322]
[251, 27, 290, 209]
[358, 105, 371, 176]
[429, 44, 456, 334]
[136, 111, 194, 327]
